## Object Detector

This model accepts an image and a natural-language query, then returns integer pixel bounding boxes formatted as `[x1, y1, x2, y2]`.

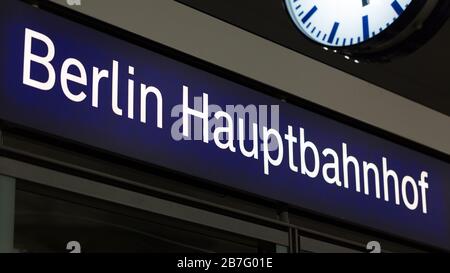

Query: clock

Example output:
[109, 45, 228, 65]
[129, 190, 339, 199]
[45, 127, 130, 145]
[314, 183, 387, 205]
[284, 0, 450, 61]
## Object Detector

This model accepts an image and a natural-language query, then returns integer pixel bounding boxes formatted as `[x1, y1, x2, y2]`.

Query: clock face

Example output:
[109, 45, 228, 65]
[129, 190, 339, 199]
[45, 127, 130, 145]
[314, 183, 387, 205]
[285, 0, 413, 47]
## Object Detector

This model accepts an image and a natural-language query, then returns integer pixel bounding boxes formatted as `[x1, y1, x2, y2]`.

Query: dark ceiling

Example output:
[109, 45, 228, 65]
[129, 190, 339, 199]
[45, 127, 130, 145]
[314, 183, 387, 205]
[177, 0, 450, 116]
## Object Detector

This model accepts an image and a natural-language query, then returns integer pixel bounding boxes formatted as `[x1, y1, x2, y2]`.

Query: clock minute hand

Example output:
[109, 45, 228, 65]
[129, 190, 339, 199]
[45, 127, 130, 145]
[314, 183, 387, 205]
[362, 0, 370, 7]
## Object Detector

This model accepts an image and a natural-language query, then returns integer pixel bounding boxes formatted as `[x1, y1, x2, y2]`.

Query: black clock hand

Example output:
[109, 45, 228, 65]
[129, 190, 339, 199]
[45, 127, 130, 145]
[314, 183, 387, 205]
[362, 0, 370, 7]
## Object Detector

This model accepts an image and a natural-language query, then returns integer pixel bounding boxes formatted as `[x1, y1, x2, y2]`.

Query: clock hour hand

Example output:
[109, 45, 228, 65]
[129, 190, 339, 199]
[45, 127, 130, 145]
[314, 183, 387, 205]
[362, 0, 370, 7]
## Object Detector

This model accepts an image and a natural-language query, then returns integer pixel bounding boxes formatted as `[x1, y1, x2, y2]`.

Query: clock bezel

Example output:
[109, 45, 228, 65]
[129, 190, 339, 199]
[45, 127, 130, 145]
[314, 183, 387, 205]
[284, 0, 450, 61]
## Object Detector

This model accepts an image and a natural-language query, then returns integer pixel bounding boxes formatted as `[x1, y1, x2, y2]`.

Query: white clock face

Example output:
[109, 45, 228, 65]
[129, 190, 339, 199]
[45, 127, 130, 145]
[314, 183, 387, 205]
[285, 0, 413, 47]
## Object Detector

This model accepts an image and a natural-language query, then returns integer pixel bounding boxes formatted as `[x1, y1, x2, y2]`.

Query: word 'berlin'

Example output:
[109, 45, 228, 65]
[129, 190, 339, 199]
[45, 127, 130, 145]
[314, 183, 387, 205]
[21, 28, 430, 214]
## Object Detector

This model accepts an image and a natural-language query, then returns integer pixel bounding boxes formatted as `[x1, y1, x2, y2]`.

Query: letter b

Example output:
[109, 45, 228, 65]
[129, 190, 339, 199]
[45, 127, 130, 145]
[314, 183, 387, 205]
[300, 128, 320, 178]
[23, 28, 56, 91]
